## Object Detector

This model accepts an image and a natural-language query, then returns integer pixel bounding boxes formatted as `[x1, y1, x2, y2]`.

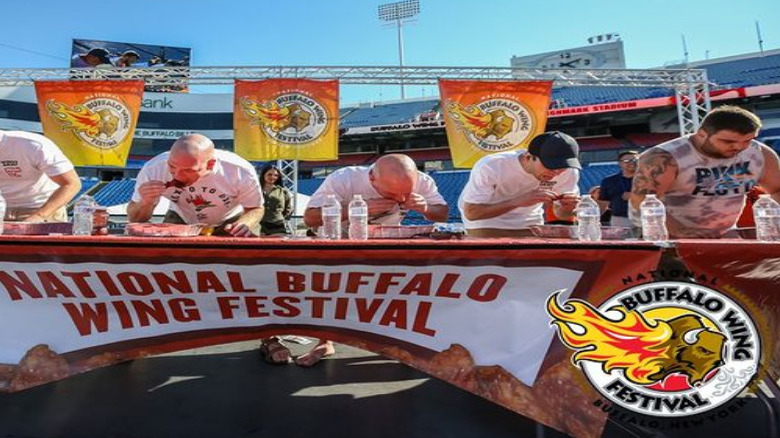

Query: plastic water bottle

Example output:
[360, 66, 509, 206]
[640, 194, 669, 241]
[72, 195, 96, 236]
[575, 195, 602, 241]
[753, 194, 780, 242]
[321, 194, 342, 239]
[348, 194, 369, 240]
[0, 190, 5, 235]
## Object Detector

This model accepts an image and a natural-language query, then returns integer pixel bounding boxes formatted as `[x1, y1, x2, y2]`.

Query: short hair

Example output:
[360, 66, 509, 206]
[617, 150, 639, 159]
[700, 105, 762, 135]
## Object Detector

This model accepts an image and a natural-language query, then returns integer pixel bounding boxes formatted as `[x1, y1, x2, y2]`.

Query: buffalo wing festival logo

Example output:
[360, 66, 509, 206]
[446, 95, 535, 152]
[547, 281, 760, 417]
[240, 91, 329, 145]
[46, 96, 132, 149]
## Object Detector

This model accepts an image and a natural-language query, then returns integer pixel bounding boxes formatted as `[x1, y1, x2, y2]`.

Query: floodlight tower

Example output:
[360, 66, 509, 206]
[378, 0, 419, 99]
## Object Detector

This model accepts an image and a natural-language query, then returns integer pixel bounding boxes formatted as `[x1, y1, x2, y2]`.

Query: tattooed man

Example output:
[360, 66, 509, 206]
[630, 106, 780, 238]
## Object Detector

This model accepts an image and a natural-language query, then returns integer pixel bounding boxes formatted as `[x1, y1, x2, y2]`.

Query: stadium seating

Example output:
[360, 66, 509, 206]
[92, 179, 136, 207]
[341, 100, 439, 128]
[74, 177, 100, 201]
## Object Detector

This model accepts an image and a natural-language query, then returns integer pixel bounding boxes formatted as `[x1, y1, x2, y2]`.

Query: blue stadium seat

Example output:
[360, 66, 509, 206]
[92, 180, 137, 207]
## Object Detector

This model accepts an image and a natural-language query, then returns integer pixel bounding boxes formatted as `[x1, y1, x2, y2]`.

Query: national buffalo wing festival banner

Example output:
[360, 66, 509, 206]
[438, 79, 552, 168]
[34, 80, 144, 167]
[0, 238, 776, 438]
[234, 78, 339, 160]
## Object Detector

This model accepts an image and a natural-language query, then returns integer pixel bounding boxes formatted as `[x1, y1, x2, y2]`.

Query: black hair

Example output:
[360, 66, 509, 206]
[617, 150, 639, 159]
[260, 164, 284, 187]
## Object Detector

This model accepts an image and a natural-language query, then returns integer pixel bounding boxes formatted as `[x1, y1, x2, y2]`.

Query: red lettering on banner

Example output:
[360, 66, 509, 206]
[39, 272, 75, 298]
[379, 300, 408, 329]
[355, 298, 384, 322]
[62, 302, 109, 335]
[277, 272, 304, 292]
[61, 272, 97, 298]
[467, 275, 506, 302]
[151, 271, 193, 294]
[111, 301, 135, 329]
[400, 274, 431, 296]
[345, 272, 373, 293]
[197, 272, 227, 292]
[272, 296, 301, 317]
[0, 271, 42, 300]
[168, 298, 201, 322]
[217, 296, 241, 319]
[130, 299, 169, 326]
[412, 301, 436, 336]
[334, 297, 349, 319]
[117, 272, 154, 296]
[305, 296, 331, 317]
[245, 296, 270, 318]
[375, 273, 406, 294]
[435, 273, 462, 298]
[313, 272, 340, 293]
[228, 271, 256, 293]
[96, 271, 122, 296]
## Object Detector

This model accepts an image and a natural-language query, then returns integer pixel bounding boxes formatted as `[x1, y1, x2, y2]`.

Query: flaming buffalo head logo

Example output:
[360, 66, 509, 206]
[46, 100, 102, 138]
[446, 101, 515, 140]
[240, 97, 312, 133]
[547, 292, 726, 387]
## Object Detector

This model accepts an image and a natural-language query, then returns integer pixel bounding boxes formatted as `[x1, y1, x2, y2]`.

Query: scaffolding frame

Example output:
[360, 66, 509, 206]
[0, 65, 711, 206]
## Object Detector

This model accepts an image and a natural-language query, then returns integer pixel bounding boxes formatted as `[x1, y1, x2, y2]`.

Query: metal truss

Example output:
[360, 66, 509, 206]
[0, 65, 711, 200]
[0, 65, 707, 88]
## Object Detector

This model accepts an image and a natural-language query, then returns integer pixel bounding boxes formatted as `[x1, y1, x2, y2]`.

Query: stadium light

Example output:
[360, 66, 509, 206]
[378, 0, 420, 99]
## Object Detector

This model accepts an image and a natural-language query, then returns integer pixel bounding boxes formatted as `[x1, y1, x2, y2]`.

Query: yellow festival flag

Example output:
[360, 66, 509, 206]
[438, 79, 553, 168]
[34, 80, 144, 167]
[234, 79, 339, 161]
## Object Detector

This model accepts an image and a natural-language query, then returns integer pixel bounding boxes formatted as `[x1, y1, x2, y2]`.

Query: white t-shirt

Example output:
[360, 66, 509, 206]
[307, 166, 446, 225]
[132, 149, 263, 225]
[458, 150, 579, 230]
[0, 131, 75, 209]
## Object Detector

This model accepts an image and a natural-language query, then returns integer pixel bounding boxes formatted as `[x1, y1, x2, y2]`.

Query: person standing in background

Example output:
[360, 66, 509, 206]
[598, 150, 639, 227]
[259, 164, 292, 236]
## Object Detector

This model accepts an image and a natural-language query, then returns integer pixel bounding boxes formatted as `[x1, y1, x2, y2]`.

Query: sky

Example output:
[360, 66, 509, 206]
[0, 0, 777, 104]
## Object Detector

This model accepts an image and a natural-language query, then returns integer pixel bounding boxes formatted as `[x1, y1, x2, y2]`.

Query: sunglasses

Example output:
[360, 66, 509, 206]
[620, 158, 638, 163]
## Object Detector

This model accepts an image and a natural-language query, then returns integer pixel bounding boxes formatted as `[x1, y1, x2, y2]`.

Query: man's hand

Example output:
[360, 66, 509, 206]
[366, 198, 399, 217]
[136, 180, 167, 205]
[25, 213, 47, 223]
[224, 222, 257, 237]
[556, 193, 581, 210]
[519, 189, 560, 206]
[401, 193, 428, 213]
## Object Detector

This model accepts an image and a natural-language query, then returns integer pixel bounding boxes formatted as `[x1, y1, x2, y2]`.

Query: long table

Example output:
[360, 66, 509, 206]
[0, 235, 776, 438]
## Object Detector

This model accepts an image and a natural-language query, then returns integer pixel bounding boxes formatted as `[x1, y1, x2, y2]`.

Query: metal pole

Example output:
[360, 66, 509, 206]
[397, 18, 405, 99]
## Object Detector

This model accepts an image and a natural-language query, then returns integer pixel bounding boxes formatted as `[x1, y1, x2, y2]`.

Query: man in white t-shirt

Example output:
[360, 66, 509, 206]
[0, 130, 81, 222]
[458, 131, 582, 238]
[262, 154, 448, 368]
[128, 133, 264, 237]
[304, 153, 449, 227]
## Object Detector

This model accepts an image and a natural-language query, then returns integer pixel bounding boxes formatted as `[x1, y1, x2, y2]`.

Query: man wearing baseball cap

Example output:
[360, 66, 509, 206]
[71, 48, 112, 68]
[458, 131, 582, 237]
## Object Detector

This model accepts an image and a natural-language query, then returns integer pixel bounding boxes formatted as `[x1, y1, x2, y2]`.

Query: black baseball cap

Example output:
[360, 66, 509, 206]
[86, 48, 111, 64]
[527, 131, 582, 170]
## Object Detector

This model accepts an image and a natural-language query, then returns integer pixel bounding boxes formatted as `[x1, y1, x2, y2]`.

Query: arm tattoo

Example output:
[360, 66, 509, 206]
[631, 149, 676, 196]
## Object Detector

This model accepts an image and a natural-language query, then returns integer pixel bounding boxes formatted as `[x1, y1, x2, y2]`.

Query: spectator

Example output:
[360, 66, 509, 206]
[259, 164, 293, 236]
[458, 131, 581, 237]
[71, 48, 112, 68]
[0, 130, 81, 222]
[128, 133, 264, 237]
[630, 105, 780, 238]
[598, 150, 639, 227]
[115, 50, 140, 67]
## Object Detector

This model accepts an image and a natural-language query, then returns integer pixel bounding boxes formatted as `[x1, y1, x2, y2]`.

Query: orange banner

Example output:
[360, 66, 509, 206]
[439, 79, 552, 168]
[34, 80, 144, 167]
[234, 79, 339, 161]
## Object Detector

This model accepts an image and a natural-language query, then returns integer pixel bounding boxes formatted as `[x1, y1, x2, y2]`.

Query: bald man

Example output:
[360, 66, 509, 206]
[303, 153, 449, 228]
[128, 133, 264, 237]
[267, 154, 448, 367]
